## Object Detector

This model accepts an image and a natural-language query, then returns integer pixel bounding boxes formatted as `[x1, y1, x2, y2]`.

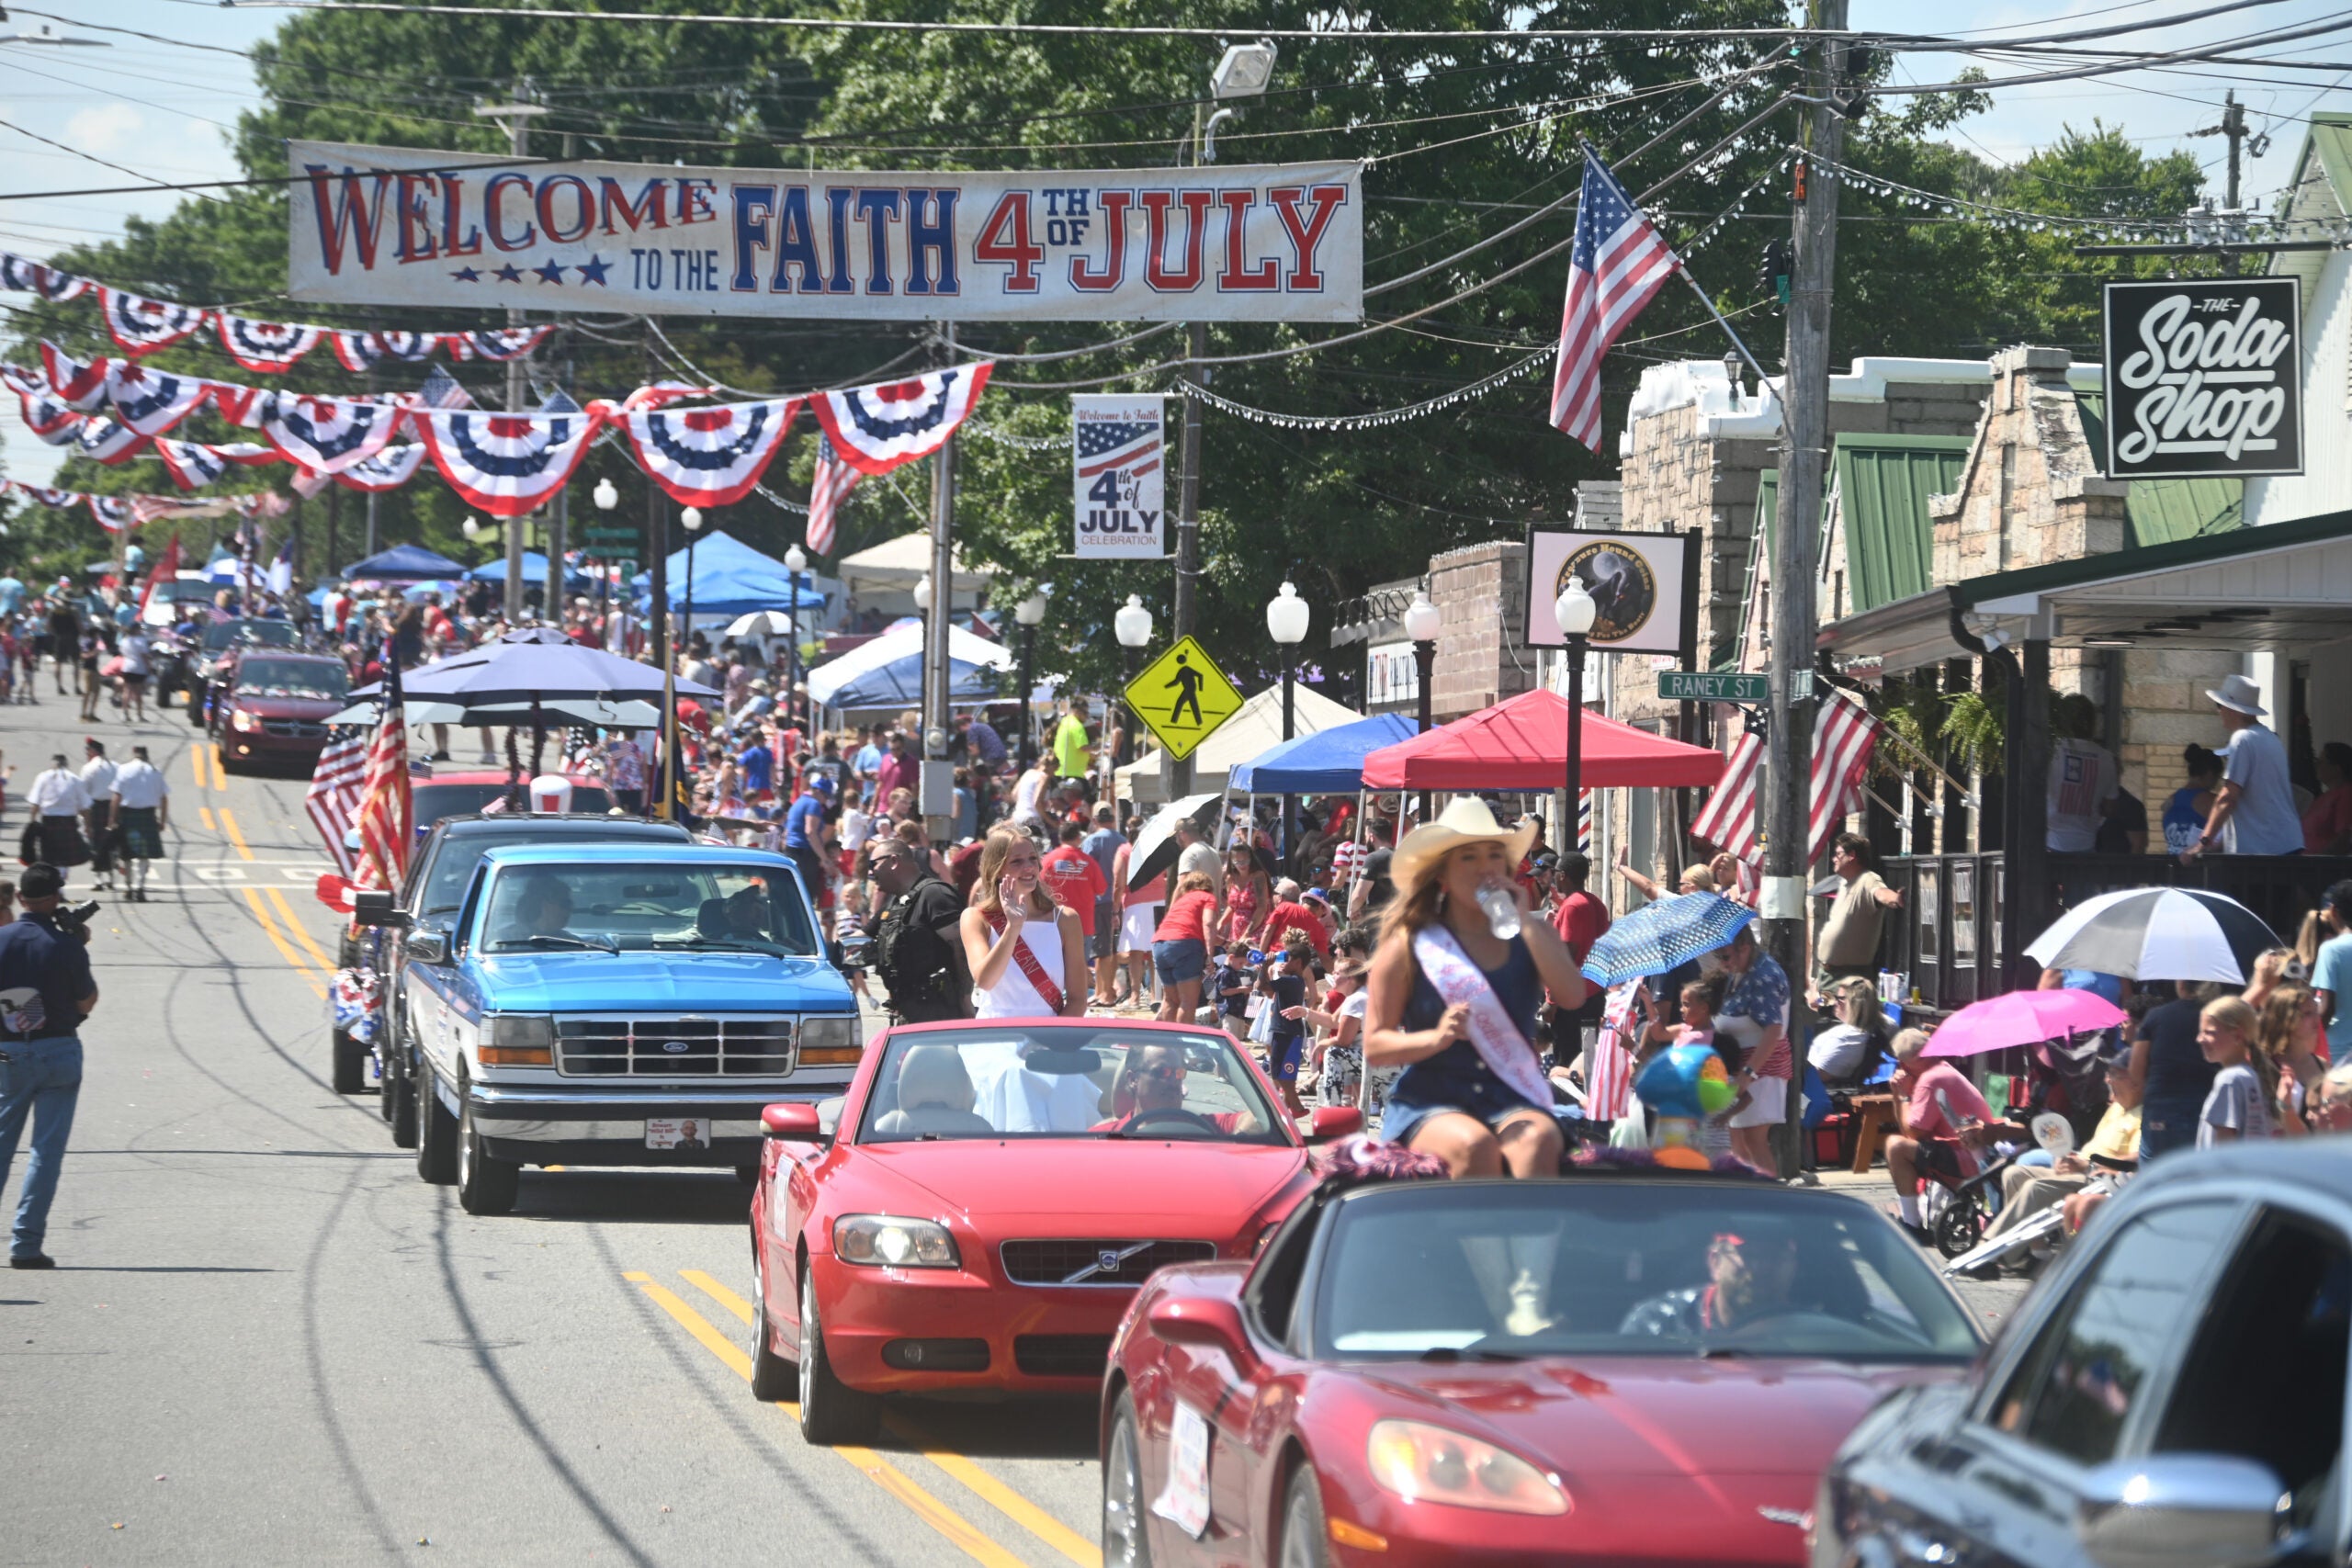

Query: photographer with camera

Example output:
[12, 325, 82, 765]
[868, 835, 973, 1023]
[0, 863, 97, 1269]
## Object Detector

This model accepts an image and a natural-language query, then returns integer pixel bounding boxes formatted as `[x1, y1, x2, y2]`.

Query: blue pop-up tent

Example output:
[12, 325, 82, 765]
[466, 551, 593, 592]
[342, 543, 467, 581]
[630, 531, 825, 616]
[1227, 712, 1421, 794]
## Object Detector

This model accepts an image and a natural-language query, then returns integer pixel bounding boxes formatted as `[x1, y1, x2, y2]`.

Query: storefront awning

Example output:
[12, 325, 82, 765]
[1818, 508, 2352, 673]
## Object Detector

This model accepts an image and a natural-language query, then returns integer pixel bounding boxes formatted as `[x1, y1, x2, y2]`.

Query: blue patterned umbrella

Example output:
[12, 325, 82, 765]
[1579, 892, 1757, 987]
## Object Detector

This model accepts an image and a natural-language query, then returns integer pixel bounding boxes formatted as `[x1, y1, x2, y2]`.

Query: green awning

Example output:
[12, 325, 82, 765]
[2075, 390, 2245, 547]
[1830, 434, 1970, 614]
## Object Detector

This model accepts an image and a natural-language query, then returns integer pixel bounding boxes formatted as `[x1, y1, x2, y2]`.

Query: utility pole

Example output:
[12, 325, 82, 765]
[362, 366, 380, 559]
[474, 88, 547, 622]
[2194, 91, 2256, 276]
[1764, 0, 1849, 1172]
[1163, 100, 1208, 807]
[922, 322, 960, 844]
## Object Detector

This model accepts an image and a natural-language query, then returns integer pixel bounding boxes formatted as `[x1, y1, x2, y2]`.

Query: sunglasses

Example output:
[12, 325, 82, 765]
[1136, 1062, 1186, 1085]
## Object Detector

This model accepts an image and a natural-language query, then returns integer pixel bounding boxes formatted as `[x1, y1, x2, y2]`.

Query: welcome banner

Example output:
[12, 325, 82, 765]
[288, 141, 1363, 324]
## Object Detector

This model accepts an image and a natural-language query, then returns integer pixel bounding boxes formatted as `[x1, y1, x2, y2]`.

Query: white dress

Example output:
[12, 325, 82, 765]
[974, 910, 1067, 1020]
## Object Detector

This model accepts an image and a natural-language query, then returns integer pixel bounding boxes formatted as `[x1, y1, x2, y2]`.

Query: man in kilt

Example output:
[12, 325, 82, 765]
[108, 746, 168, 902]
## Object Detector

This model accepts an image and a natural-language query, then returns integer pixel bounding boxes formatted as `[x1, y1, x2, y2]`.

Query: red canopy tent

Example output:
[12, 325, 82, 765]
[1361, 687, 1725, 791]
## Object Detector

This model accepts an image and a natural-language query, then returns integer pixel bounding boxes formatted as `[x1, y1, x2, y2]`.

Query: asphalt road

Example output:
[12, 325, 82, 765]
[0, 688, 2030, 1567]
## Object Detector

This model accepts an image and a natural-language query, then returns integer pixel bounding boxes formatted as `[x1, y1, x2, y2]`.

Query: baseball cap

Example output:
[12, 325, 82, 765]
[20, 863, 65, 899]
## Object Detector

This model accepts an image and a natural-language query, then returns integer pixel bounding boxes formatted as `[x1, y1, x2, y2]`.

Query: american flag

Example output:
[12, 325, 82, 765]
[1076, 417, 1159, 480]
[305, 728, 368, 878]
[1585, 981, 1645, 1120]
[415, 365, 474, 411]
[138, 534, 181, 623]
[1689, 690, 1883, 867]
[806, 435, 859, 557]
[1550, 147, 1679, 450]
[354, 647, 413, 890]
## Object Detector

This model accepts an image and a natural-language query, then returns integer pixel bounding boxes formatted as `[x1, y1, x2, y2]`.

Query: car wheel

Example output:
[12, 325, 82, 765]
[734, 1160, 760, 1185]
[415, 1066, 457, 1184]
[1279, 1463, 1328, 1568]
[749, 1236, 796, 1403]
[331, 1026, 367, 1094]
[1102, 1391, 1154, 1568]
[456, 1097, 518, 1215]
[1934, 1201, 1984, 1259]
[797, 1262, 878, 1445]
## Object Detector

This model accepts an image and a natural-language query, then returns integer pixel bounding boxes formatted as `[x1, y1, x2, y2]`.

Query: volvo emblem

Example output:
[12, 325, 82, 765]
[660, 1040, 692, 1054]
[1098, 1249, 1123, 1274]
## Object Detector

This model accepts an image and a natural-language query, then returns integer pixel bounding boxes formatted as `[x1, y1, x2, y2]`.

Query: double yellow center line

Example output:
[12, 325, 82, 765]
[626, 1269, 1100, 1568]
[194, 744, 337, 998]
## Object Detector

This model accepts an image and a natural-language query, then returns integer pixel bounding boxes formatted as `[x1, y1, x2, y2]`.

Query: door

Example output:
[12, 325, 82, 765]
[1158, 1325, 1262, 1562]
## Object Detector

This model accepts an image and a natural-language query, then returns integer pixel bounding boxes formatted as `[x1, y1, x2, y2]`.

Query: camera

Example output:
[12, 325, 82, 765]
[52, 900, 99, 942]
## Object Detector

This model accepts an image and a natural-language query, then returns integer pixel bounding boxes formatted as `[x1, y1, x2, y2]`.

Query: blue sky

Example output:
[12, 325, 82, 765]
[2, 0, 2347, 485]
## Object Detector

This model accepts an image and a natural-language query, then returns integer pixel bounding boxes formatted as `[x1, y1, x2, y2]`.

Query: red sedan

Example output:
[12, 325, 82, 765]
[1101, 1170, 1985, 1567]
[749, 1019, 1358, 1443]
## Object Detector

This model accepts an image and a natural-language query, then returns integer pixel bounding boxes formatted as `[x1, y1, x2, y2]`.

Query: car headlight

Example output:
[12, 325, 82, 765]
[834, 1213, 958, 1269]
[798, 1013, 863, 1066]
[230, 708, 261, 732]
[1366, 1419, 1570, 1516]
[481, 1013, 554, 1066]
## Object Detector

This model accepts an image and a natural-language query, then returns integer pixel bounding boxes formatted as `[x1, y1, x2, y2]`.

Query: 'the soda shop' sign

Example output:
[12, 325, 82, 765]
[2102, 277, 2301, 479]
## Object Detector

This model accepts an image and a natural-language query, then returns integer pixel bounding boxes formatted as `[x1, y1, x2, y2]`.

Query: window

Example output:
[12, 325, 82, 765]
[1989, 1201, 2238, 1466]
[2156, 1208, 2350, 1527]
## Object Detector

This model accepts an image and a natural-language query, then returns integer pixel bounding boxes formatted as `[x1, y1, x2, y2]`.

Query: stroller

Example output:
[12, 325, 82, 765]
[1917, 1036, 2109, 1258]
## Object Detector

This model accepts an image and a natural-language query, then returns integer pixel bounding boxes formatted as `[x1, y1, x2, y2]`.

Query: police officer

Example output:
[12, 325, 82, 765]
[867, 836, 972, 1023]
[0, 863, 98, 1269]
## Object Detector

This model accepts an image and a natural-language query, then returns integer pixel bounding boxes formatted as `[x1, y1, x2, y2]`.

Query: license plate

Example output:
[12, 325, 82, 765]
[645, 1118, 708, 1150]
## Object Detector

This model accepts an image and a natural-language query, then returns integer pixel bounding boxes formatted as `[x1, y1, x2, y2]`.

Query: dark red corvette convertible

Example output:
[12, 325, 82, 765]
[1101, 1172, 1984, 1567]
[748, 1019, 1359, 1443]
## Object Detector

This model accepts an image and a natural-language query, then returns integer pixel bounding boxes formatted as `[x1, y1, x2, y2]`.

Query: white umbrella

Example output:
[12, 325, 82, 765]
[2024, 886, 2279, 986]
[1125, 792, 1224, 892]
[324, 696, 660, 729]
[726, 610, 800, 638]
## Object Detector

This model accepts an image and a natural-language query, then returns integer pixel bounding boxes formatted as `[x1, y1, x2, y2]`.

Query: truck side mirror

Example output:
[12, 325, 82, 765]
[401, 930, 449, 965]
[353, 889, 411, 929]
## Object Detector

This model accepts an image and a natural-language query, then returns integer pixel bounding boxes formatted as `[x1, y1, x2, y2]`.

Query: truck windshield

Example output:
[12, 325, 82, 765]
[479, 863, 818, 955]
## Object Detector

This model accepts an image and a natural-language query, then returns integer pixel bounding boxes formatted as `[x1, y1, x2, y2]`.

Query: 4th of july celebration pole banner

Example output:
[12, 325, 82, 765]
[287, 142, 1363, 323]
[1072, 394, 1168, 558]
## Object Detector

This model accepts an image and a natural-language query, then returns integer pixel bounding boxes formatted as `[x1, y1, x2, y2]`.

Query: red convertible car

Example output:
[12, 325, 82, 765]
[1101, 1170, 1985, 1567]
[749, 1019, 1358, 1443]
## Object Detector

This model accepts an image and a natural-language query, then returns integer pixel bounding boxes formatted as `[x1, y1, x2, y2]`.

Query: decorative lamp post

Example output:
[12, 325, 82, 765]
[1266, 580, 1310, 857]
[784, 542, 808, 736]
[1113, 592, 1151, 768]
[1555, 579, 1599, 857]
[1403, 585, 1441, 824]
[591, 478, 618, 615]
[680, 504, 704, 657]
[1017, 589, 1050, 765]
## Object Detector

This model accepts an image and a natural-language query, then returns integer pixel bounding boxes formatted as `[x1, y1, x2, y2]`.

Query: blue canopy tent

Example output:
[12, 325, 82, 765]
[341, 543, 467, 581]
[466, 551, 593, 592]
[628, 531, 825, 617]
[1227, 713, 1421, 794]
[805, 620, 1012, 711]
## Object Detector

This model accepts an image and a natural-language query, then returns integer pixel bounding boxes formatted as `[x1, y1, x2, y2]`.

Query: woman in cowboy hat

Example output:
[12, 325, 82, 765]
[1362, 798, 1589, 1177]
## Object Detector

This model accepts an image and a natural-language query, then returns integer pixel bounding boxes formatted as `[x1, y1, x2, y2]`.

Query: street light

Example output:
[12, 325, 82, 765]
[1267, 581, 1309, 858]
[912, 571, 933, 613]
[680, 504, 704, 657]
[1403, 585, 1441, 822]
[591, 478, 619, 615]
[1555, 579, 1598, 858]
[784, 542, 808, 736]
[1017, 589, 1050, 766]
[1113, 592, 1151, 768]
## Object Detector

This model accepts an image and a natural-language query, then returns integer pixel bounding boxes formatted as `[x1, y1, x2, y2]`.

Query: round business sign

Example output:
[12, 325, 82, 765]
[1555, 542, 1658, 644]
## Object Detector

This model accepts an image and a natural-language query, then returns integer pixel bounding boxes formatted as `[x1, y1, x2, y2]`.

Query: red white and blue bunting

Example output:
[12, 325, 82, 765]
[258, 393, 404, 474]
[616, 397, 802, 508]
[155, 436, 274, 491]
[105, 362, 214, 436]
[75, 417, 149, 466]
[0, 254, 87, 302]
[95, 286, 209, 356]
[216, 314, 322, 376]
[7, 479, 286, 525]
[413, 409, 600, 516]
[809, 364, 994, 477]
[39, 342, 110, 411]
[307, 442, 427, 495]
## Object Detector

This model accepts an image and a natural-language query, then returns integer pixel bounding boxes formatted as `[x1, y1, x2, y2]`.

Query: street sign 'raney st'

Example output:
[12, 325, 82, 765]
[2101, 277, 2301, 480]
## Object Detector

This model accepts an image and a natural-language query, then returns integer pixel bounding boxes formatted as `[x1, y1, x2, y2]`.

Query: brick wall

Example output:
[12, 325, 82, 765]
[1428, 541, 1533, 721]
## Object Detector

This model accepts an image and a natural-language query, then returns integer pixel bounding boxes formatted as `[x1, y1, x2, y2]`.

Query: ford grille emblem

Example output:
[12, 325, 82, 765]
[1098, 1249, 1122, 1273]
[660, 1040, 692, 1055]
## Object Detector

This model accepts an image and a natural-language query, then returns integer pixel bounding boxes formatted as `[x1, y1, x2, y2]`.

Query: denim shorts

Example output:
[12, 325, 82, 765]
[1380, 1066, 1548, 1149]
[1152, 938, 1208, 986]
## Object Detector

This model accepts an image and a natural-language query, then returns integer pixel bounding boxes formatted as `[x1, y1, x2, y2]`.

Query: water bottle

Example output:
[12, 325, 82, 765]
[1475, 882, 1522, 941]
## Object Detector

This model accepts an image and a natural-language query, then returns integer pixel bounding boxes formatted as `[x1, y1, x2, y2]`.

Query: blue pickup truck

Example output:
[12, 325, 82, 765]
[387, 840, 861, 1214]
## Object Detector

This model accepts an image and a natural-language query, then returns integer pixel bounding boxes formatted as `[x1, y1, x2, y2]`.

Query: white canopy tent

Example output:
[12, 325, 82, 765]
[1115, 683, 1363, 806]
[805, 619, 1014, 710]
[837, 533, 988, 623]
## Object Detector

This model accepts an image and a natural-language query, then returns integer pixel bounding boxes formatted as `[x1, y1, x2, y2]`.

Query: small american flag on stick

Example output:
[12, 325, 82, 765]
[354, 646, 414, 890]
[305, 728, 368, 878]
[805, 435, 858, 557]
[1550, 146, 1680, 450]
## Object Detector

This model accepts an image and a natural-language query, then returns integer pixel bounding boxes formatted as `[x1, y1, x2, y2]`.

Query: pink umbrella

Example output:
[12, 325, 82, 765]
[1924, 987, 2129, 1058]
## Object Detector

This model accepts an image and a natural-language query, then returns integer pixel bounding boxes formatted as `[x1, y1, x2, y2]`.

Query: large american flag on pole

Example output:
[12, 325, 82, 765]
[1550, 146, 1680, 450]
[354, 649, 414, 890]
[1689, 690, 1883, 867]
[305, 727, 368, 878]
[805, 435, 859, 557]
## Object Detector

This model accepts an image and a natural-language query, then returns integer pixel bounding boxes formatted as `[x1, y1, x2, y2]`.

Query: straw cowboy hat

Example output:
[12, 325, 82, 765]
[2206, 672, 2267, 717]
[1392, 797, 1539, 891]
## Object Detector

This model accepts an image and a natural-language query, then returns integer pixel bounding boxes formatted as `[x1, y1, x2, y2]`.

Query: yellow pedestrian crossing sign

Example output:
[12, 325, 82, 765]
[1124, 636, 1244, 761]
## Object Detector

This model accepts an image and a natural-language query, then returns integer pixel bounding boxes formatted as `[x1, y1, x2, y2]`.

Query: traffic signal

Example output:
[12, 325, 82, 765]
[1758, 237, 1792, 307]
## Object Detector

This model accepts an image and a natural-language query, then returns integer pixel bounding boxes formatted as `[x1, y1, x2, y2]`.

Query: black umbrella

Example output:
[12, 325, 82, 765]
[1125, 792, 1224, 893]
[2024, 886, 2279, 985]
